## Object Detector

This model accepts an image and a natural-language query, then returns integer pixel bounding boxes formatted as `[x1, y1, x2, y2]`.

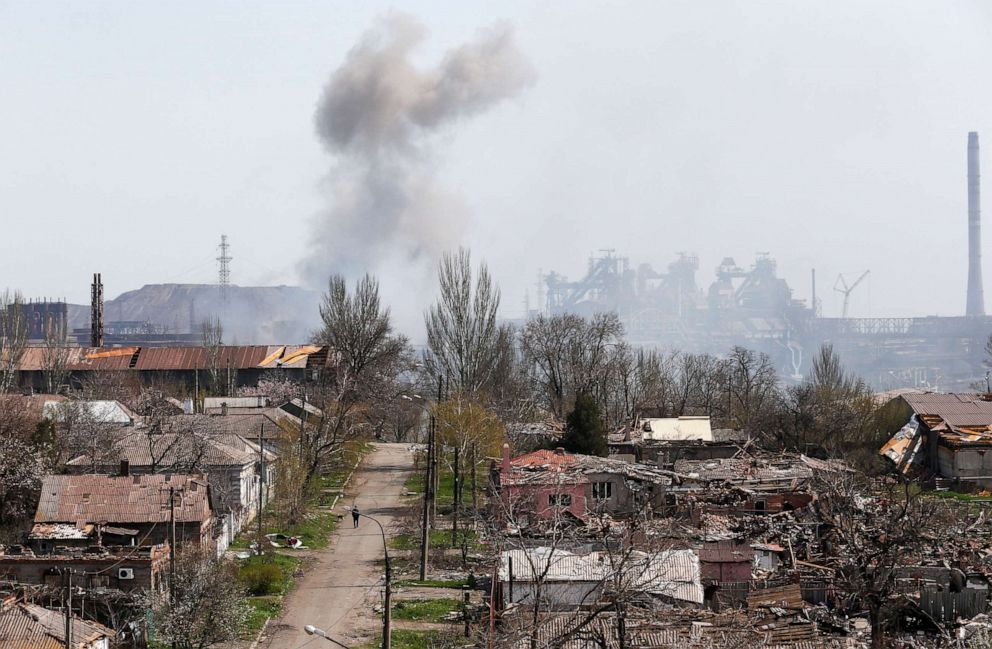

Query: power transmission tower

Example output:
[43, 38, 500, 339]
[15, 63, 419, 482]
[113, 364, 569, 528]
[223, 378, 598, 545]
[217, 235, 232, 299]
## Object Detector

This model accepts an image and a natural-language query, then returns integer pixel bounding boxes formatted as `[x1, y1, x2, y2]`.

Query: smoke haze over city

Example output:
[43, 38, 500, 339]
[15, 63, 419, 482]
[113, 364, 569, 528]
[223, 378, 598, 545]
[2, 2, 992, 336]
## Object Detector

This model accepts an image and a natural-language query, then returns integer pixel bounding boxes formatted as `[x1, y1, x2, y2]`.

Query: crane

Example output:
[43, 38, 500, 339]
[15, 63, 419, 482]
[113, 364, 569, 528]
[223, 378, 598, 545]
[834, 270, 870, 318]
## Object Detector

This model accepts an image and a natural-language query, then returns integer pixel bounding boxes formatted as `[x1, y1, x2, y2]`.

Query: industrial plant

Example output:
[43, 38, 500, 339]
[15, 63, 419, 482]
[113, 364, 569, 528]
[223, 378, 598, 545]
[538, 132, 992, 391]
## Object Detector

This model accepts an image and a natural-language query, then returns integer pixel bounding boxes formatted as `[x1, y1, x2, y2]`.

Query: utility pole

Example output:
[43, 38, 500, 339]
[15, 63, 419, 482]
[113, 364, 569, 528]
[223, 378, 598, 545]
[470, 443, 478, 519]
[452, 443, 460, 547]
[63, 568, 72, 649]
[361, 513, 392, 649]
[431, 377, 443, 524]
[418, 408, 433, 580]
[169, 486, 178, 649]
[257, 422, 265, 551]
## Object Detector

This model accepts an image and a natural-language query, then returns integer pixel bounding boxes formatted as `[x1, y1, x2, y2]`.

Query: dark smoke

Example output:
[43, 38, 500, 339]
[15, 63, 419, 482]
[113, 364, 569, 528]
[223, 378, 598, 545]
[299, 14, 535, 285]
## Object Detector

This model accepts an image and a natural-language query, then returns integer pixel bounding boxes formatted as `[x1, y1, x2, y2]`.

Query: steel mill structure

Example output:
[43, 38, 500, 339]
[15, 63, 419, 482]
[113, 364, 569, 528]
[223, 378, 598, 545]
[540, 133, 991, 390]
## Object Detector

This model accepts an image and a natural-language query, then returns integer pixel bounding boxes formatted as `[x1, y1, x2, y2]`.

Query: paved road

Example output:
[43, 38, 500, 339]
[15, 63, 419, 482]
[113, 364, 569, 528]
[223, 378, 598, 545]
[262, 443, 414, 649]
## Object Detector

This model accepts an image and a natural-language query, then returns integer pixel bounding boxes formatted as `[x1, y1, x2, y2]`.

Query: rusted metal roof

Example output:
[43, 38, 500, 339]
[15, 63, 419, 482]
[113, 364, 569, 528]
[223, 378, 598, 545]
[16, 345, 328, 372]
[698, 544, 754, 564]
[133, 345, 270, 370]
[748, 582, 804, 611]
[70, 347, 137, 371]
[35, 474, 212, 525]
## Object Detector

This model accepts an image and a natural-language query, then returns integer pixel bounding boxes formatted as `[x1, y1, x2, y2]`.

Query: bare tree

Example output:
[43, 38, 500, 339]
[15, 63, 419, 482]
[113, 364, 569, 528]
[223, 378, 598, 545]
[772, 344, 877, 460]
[285, 274, 410, 516]
[724, 346, 778, 432]
[47, 400, 124, 471]
[316, 274, 408, 380]
[79, 370, 141, 403]
[201, 316, 224, 394]
[152, 548, 250, 649]
[0, 291, 29, 394]
[520, 312, 626, 422]
[41, 309, 71, 394]
[424, 248, 507, 396]
[0, 434, 44, 536]
[813, 471, 954, 649]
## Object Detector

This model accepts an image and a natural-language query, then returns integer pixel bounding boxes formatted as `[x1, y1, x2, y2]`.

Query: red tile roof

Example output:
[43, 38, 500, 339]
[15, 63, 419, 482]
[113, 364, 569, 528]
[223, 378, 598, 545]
[511, 449, 578, 471]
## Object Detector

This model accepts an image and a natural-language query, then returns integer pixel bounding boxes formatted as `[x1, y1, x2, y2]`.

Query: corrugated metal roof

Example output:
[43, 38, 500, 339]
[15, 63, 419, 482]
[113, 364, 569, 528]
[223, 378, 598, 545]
[0, 602, 113, 648]
[698, 544, 754, 564]
[0, 603, 62, 649]
[22, 603, 114, 646]
[748, 582, 804, 611]
[35, 474, 211, 525]
[133, 346, 272, 370]
[17, 345, 329, 372]
[499, 547, 703, 605]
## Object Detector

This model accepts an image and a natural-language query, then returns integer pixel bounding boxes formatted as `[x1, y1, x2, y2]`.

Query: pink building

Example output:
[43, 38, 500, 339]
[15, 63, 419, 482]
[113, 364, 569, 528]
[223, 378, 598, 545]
[498, 445, 589, 523]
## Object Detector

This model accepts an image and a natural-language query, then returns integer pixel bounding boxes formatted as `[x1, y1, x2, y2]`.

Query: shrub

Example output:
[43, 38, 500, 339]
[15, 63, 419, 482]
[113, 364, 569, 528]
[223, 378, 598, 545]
[239, 562, 283, 596]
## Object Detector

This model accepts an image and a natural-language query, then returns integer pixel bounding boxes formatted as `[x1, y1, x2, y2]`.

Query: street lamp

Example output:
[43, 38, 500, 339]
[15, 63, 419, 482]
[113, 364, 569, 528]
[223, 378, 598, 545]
[303, 625, 351, 648]
[348, 508, 392, 649]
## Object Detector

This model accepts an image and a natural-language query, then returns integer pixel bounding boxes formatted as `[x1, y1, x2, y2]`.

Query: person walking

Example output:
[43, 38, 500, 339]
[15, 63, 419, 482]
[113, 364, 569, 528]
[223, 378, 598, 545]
[352, 505, 361, 528]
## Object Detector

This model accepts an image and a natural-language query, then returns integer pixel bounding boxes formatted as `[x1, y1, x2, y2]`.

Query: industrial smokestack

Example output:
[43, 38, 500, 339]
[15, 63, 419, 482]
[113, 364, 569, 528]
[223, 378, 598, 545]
[967, 132, 985, 316]
[90, 272, 104, 348]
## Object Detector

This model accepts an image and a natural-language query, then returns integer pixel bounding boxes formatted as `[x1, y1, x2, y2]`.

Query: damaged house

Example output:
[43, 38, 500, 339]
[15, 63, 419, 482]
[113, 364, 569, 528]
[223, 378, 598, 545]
[494, 446, 672, 526]
[64, 428, 276, 554]
[880, 392, 992, 487]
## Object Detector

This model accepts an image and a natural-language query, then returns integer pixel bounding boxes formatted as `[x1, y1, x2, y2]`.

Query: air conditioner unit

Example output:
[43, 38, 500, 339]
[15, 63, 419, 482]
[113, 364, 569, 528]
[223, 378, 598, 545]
[117, 568, 134, 580]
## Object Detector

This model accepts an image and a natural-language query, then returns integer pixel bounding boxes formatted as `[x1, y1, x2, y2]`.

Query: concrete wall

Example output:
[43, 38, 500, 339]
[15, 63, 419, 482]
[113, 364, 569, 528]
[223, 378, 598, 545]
[0, 552, 166, 592]
[502, 483, 588, 523]
[947, 447, 992, 478]
[501, 580, 602, 608]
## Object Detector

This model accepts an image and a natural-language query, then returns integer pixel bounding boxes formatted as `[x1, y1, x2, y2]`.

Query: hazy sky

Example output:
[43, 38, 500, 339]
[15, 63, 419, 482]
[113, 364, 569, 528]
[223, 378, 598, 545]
[3, 1, 992, 335]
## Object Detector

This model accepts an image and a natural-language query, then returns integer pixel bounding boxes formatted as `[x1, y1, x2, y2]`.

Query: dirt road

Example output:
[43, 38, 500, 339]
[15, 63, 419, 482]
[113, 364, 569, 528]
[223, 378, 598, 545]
[262, 443, 414, 649]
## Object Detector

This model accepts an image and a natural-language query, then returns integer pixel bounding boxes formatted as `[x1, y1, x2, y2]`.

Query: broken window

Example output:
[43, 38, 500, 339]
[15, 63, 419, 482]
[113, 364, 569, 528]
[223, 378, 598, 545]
[592, 481, 613, 500]
[549, 494, 572, 507]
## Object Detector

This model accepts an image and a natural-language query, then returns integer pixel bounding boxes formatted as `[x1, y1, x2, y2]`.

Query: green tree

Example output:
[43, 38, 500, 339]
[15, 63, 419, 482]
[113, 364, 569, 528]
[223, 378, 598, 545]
[561, 393, 608, 456]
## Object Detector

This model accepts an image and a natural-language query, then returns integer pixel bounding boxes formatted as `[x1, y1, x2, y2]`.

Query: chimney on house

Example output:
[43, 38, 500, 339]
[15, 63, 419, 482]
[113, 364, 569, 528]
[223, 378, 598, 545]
[501, 443, 511, 474]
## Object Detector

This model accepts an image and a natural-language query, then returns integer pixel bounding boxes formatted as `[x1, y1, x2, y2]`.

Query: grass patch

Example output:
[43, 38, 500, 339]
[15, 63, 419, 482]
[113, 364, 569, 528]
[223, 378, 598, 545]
[244, 597, 281, 635]
[929, 490, 992, 502]
[362, 629, 452, 649]
[395, 578, 470, 589]
[237, 553, 300, 595]
[392, 598, 462, 623]
[389, 529, 482, 551]
[403, 461, 485, 506]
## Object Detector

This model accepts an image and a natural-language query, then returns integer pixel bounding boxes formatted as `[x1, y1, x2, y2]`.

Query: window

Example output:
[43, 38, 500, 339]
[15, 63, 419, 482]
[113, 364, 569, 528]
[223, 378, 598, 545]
[592, 481, 613, 500]
[548, 494, 572, 507]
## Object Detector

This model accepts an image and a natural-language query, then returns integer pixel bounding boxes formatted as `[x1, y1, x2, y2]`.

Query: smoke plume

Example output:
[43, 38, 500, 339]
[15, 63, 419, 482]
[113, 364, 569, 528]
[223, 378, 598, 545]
[300, 14, 535, 285]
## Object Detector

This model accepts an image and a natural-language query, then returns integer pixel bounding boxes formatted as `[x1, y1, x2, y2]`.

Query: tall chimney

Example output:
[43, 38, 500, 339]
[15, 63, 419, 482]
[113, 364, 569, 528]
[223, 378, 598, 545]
[967, 132, 985, 316]
[90, 273, 104, 347]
